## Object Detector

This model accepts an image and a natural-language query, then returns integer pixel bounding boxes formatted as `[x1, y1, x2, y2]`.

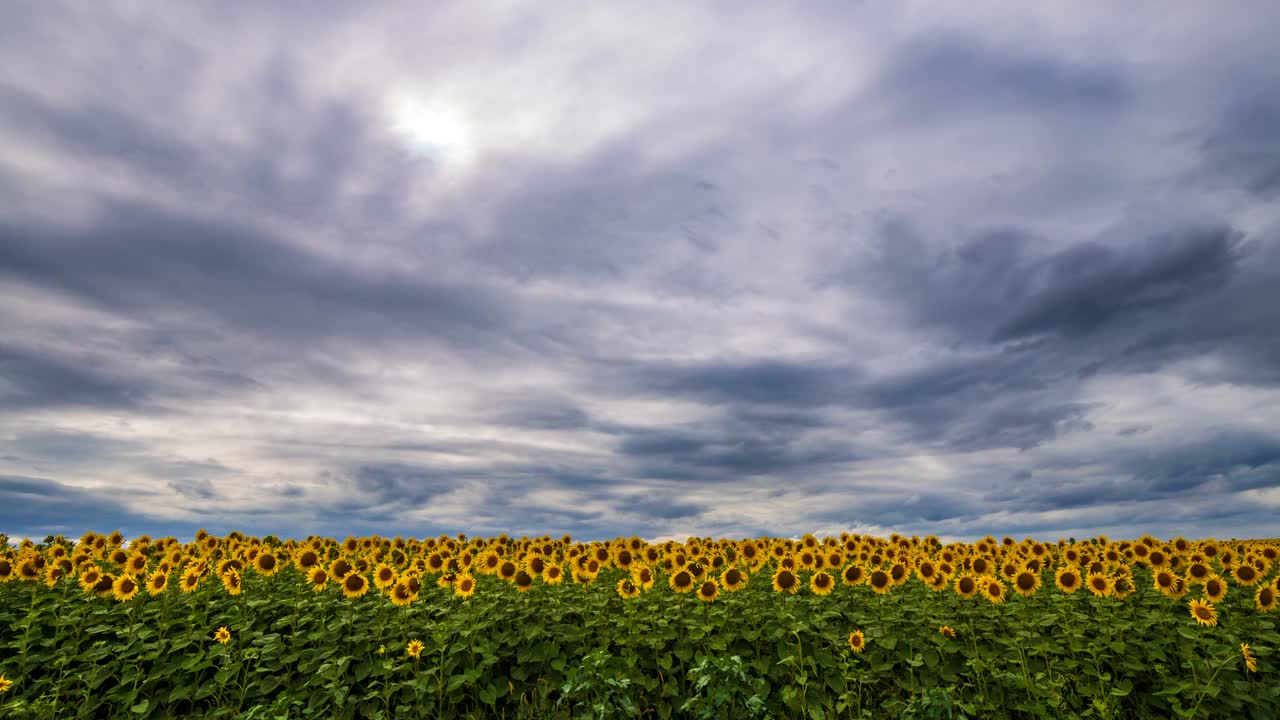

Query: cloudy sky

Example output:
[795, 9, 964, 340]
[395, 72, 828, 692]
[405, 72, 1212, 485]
[2, 2, 1279, 543]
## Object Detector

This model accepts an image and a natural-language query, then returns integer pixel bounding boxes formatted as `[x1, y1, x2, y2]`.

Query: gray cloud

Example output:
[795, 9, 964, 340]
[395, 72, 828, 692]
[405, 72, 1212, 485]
[2, 2, 1280, 542]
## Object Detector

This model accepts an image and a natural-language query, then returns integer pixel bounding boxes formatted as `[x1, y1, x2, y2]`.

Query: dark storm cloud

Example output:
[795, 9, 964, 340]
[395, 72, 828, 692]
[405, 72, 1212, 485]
[1201, 98, 1280, 198]
[618, 359, 859, 408]
[0, 474, 166, 539]
[348, 463, 466, 506]
[0, 343, 151, 410]
[991, 226, 1244, 342]
[0, 202, 513, 354]
[880, 33, 1131, 118]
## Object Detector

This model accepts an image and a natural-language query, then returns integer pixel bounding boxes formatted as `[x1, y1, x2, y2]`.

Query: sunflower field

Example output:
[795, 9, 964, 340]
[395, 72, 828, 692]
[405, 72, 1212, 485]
[0, 531, 1276, 719]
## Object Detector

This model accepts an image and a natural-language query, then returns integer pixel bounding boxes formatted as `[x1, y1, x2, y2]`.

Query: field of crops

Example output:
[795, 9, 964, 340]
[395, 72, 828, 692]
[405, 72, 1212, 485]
[0, 531, 1276, 719]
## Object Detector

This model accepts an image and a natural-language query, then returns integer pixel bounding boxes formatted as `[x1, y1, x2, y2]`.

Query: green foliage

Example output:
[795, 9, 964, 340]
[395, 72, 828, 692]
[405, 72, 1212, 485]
[1, 550, 1277, 718]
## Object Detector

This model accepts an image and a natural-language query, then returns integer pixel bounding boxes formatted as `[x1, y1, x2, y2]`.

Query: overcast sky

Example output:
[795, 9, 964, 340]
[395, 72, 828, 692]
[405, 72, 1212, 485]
[2, 2, 1279, 543]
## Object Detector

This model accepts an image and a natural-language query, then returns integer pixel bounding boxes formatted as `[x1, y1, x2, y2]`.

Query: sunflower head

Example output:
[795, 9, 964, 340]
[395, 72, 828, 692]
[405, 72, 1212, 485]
[982, 578, 1006, 604]
[254, 552, 279, 576]
[842, 565, 866, 587]
[772, 569, 799, 594]
[1087, 572, 1113, 597]
[1055, 567, 1081, 594]
[670, 569, 695, 593]
[213, 626, 231, 645]
[847, 630, 866, 653]
[810, 571, 835, 596]
[455, 574, 476, 599]
[1013, 570, 1040, 597]
[1189, 598, 1218, 627]
[112, 573, 140, 602]
[1233, 564, 1259, 586]
[869, 569, 892, 595]
[309, 567, 329, 591]
[406, 639, 425, 658]
[721, 567, 746, 592]
[616, 578, 641, 600]
[1203, 575, 1228, 603]
[697, 580, 719, 602]
[1242, 642, 1258, 673]
[373, 563, 397, 589]
[939, 626, 957, 639]
[146, 571, 168, 595]
[341, 572, 369, 599]
[514, 570, 534, 592]
[390, 580, 417, 606]
[1256, 585, 1277, 612]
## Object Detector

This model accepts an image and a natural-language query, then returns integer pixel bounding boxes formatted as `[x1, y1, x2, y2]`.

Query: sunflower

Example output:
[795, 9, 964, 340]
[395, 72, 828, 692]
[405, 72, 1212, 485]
[889, 563, 909, 585]
[950, 574, 975, 599]
[295, 548, 320, 572]
[1232, 564, 1260, 587]
[406, 639, 425, 659]
[390, 580, 417, 606]
[543, 565, 565, 585]
[78, 566, 101, 592]
[112, 573, 140, 602]
[480, 551, 502, 574]
[341, 572, 369, 599]
[1055, 566, 1082, 594]
[180, 567, 202, 593]
[613, 548, 635, 571]
[44, 565, 66, 587]
[436, 572, 457, 589]
[916, 560, 938, 583]
[697, 580, 719, 602]
[1189, 599, 1217, 627]
[810, 571, 835, 596]
[17, 559, 40, 582]
[1087, 572, 1113, 598]
[670, 569, 695, 593]
[1203, 575, 1228, 603]
[217, 558, 243, 578]
[1242, 643, 1258, 673]
[0, 673, 11, 694]
[329, 557, 354, 581]
[454, 574, 476, 599]
[1013, 570, 1040, 597]
[847, 630, 866, 654]
[1113, 575, 1135, 600]
[720, 567, 747, 592]
[772, 569, 799, 594]
[1186, 562, 1211, 584]
[1256, 585, 1277, 612]
[221, 569, 242, 596]
[309, 567, 329, 592]
[146, 571, 168, 595]
[497, 560, 518, 582]
[373, 563, 397, 589]
[514, 570, 534, 592]
[93, 572, 116, 597]
[939, 626, 957, 639]
[253, 552, 280, 577]
[213, 626, 231, 645]
[1154, 570, 1177, 594]
[126, 553, 148, 575]
[982, 578, 1006, 605]
[869, 570, 892, 595]
[616, 578, 641, 599]
[842, 565, 866, 587]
